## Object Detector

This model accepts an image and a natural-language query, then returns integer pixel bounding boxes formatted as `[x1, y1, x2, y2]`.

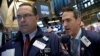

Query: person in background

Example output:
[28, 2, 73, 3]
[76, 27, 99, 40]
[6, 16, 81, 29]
[87, 25, 95, 31]
[80, 21, 85, 28]
[0, 3, 64, 56]
[47, 26, 54, 33]
[0, 18, 7, 56]
[0, 16, 9, 46]
[61, 6, 100, 56]
[95, 24, 100, 33]
[0, 23, 5, 48]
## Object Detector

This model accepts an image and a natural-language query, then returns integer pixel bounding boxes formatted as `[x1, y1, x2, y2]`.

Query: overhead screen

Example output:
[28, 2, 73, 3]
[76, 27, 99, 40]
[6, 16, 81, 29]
[35, 1, 52, 18]
[40, 5, 50, 15]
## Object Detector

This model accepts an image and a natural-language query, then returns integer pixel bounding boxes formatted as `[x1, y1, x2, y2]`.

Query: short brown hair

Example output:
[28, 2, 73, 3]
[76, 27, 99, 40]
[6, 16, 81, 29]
[19, 3, 37, 15]
[62, 6, 81, 19]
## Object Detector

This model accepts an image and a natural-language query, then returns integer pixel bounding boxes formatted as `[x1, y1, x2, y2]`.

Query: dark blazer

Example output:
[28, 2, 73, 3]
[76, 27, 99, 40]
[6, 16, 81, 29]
[0, 27, 62, 56]
[61, 28, 100, 56]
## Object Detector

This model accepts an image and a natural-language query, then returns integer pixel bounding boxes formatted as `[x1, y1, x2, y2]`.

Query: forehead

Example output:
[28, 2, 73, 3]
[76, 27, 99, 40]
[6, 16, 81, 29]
[62, 11, 74, 20]
[17, 6, 32, 14]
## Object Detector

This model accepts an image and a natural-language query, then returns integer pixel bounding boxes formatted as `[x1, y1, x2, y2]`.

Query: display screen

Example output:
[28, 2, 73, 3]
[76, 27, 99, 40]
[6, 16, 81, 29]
[35, 1, 52, 18]
[40, 5, 50, 15]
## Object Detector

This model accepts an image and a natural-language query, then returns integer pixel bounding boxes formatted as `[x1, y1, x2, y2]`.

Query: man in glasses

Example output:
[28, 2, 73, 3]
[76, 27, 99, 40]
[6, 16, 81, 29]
[1, 3, 63, 56]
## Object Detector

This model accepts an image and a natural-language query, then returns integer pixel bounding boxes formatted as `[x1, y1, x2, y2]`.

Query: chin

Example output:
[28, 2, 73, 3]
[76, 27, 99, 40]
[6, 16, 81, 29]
[67, 32, 72, 36]
[21, 29, 29, 34]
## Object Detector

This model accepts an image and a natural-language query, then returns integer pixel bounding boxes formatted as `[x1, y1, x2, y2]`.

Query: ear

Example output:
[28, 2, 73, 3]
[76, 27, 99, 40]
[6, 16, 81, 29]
[77, 18, 81, 25]
[35, 15, 39, 21]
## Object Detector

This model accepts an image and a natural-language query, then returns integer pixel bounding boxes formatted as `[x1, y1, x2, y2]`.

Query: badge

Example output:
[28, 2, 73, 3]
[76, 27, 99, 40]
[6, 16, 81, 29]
[43, 36, 49, 41]
[33, 40, 46, 50]
[1, 48, 15, 56]
[81, 36, 91, 47]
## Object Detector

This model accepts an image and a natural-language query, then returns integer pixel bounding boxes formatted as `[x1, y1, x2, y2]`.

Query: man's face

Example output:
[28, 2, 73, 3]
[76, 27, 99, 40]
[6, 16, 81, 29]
[62, 11, 81, 36]
[17, 5, 38, 34]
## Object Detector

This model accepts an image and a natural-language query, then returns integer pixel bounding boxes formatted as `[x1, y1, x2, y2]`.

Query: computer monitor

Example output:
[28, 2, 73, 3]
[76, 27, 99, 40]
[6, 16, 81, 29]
[40, 5, 50, 15]
[35, 1, 52, 18]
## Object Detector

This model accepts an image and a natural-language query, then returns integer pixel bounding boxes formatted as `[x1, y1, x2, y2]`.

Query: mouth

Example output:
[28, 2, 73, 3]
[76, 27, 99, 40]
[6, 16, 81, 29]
[65, 28, 70, 32]
[65, 27, 70, 30]
[20, 24, 28, 28]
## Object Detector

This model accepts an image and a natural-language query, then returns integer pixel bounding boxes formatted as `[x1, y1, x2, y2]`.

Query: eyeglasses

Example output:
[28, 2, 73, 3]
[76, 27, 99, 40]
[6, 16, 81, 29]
[16, 14, 34, 19]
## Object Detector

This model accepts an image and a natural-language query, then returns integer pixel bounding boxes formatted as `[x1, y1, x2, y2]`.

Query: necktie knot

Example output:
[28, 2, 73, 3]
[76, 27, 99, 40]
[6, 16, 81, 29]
[25, 34, 30, 42]
[25, 34, 29, 38]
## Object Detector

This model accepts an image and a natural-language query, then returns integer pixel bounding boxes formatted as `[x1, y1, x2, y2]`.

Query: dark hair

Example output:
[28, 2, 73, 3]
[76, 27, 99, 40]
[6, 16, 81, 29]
[19, 3, 37, 15]
[62, 6, 81, 19]
[0, 23, 4, 30]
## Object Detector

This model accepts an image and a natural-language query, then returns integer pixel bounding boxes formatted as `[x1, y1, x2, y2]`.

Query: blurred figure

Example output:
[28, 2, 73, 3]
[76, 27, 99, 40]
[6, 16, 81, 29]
[0, 17, 7, 56]
[0, 3, 63, 56]
[95, 24, 100, 33]
[87, 25, 95, 31]
[80, 21, 85, 28]
[0, 16, 7, 48]
[0, 23, 5, 47]
[61, 6, 100, 56]
[3, 27, 9, 42]
[47, 26, 54, 33]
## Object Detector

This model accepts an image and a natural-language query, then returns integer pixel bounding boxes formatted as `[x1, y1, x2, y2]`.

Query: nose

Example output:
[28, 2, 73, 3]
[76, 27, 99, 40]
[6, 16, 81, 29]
[63, 21, 68, 27]
[20, 16, 25, 22]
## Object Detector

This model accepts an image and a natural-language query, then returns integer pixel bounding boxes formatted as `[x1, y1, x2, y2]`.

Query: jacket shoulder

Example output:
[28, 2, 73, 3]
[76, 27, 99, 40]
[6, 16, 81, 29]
[43, 32, 60, 39]
[82, 29, 100, 44]
[1, 39, 16, 52]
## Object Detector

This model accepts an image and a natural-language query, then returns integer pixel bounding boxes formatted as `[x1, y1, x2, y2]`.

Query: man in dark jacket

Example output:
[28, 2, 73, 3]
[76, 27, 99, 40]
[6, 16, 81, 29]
[0, 3, 63, 56]
[61, 6, 100, 56]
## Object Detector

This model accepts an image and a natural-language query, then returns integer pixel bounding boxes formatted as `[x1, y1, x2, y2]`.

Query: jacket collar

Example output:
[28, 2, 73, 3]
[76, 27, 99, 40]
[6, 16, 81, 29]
[15, 26, 43, 41]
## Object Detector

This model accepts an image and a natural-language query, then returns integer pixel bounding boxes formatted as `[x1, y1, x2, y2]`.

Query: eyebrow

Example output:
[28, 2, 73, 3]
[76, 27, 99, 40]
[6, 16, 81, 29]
[62, 18, 71, 20]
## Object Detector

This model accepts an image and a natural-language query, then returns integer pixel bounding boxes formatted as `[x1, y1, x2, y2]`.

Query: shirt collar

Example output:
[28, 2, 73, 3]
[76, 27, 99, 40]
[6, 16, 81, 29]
[75, 28, 82, 39]
[23, 29, 37, 42]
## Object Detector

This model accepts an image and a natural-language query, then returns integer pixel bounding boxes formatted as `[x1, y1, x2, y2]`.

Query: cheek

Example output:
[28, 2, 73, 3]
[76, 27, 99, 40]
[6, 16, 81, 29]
[30, 19, 37, 25]
[69, 21, 74, 26]
[18, 21, 21, 26]
[17, 20, 21, 23]
[70, 21, 76, 29]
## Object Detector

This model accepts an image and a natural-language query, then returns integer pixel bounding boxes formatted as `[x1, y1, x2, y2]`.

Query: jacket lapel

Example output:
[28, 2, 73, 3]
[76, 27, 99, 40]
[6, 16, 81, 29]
[14, 31, 24, 56]
[28, 27, 49, 56]
[66, 36, 71, 55]
[29, 35, 49, 56]
[80, 29, 87, 56]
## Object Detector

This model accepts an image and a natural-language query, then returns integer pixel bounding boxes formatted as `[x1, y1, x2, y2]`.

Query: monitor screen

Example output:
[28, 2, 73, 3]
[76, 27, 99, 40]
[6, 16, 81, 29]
[40, 5, 50, 15]
[35, 1, 52, 18]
